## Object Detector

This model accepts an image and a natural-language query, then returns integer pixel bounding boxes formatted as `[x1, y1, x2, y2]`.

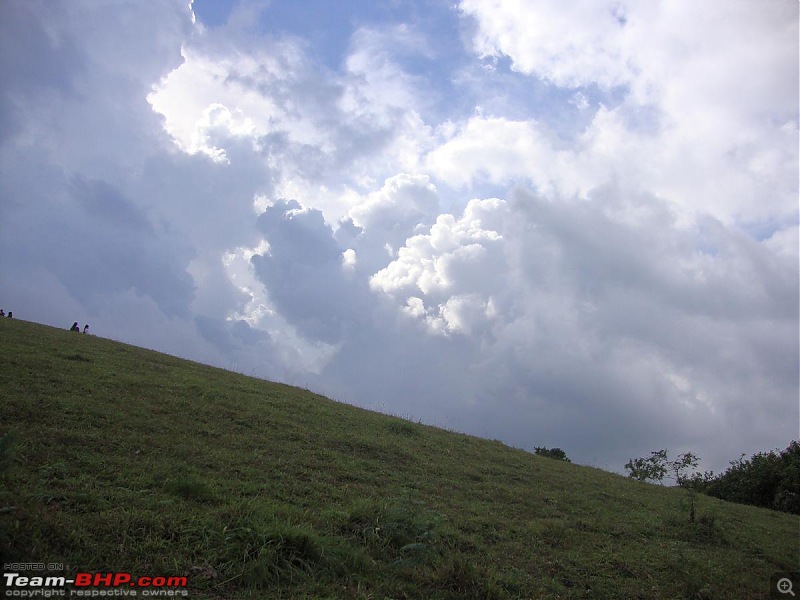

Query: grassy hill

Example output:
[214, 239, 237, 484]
[1, 318, 797, 599]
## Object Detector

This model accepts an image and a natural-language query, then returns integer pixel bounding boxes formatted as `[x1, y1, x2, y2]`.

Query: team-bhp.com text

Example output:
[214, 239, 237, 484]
[4, 573, 189, 597]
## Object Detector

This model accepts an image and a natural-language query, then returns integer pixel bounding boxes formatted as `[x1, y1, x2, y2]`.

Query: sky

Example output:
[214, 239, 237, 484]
[1, 0, 798, 475]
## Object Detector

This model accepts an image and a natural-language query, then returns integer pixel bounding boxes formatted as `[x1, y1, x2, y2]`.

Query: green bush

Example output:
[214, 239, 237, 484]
[534, 447, 571, 462]
[704, 441, 800, 514]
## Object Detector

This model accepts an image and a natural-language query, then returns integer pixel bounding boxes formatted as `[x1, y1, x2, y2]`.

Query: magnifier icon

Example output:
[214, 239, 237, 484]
[778, 578, 795, 596]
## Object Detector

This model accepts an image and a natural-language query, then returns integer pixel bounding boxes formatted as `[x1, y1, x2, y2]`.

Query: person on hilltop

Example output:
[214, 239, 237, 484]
[7, 311, 12, 318]
[83, 324, 90, 334]
[70, 322, 80, 332]
[0, 309, 4, 317]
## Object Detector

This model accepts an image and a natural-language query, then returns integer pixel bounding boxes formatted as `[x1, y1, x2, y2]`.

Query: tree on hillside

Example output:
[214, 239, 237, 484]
[625, 449, 705, 485]
[627, 442, 800, 515]
[704, 441, 800, 515]
[625, 449, 669, 484]
[534, 447, 571, 462]
[670, 451, 701, 486]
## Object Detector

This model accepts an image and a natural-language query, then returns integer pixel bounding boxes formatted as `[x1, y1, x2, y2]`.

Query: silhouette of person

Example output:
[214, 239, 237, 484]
[70, 322, 80, 332]
[0, 309, 4, 317]
[83, 324, 89, 334]
[7, 312, 12, 318]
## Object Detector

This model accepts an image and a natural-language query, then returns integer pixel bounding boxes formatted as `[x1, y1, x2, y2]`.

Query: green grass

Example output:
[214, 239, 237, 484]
[1, 317, 797, 598]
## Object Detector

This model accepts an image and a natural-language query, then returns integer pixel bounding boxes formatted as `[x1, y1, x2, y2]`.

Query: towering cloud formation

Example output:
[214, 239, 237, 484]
[1, 0, 796, 472]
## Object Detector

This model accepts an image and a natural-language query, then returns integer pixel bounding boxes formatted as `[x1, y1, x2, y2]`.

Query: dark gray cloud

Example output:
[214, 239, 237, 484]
[0, 2, 83, 141]
[252, 200, 372, 343]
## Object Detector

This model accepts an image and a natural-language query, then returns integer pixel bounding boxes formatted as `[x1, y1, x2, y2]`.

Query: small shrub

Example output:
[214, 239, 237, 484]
[692, 514, 722, 543]
[197, 515, 369, 589]
[666, 509, 726, 547]
[387, 420, 419, 437]
[218, 524, 324, 586]
[534, 447, 571, 462]
[337, 494, 442, 565]
[64, 353, 91, 363]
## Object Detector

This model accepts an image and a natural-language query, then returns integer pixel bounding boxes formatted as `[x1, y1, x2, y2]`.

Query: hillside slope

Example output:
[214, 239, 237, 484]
[1, 318, 797, 599]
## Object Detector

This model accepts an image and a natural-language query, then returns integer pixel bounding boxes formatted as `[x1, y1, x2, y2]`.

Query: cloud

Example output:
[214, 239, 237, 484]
[370, 197, 508, 334]
[340, 173, 440, 272]
[251, 200, 359, 343]
[460, 0, 633, 88]
[457, 0, 799, 227]
[0, 0, 796, 476]
[427, 117, 549, 188]
[348, 173, 438, 232]
[356, 181, 798, 469]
